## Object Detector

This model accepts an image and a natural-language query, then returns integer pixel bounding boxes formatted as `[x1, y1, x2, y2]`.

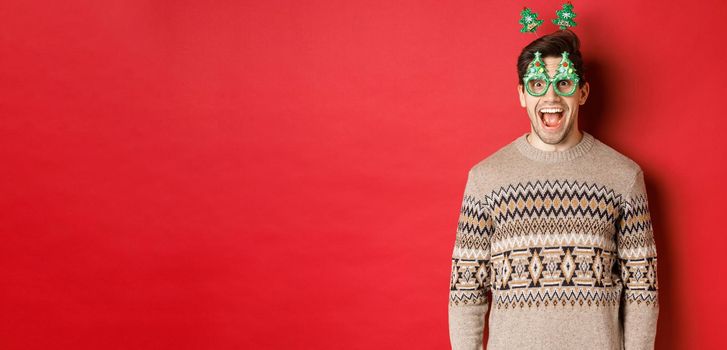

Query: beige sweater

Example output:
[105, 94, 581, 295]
[448, 131, 659, 350]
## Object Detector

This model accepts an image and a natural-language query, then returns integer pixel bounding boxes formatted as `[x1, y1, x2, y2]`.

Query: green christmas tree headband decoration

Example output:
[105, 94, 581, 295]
[553, 3, 577, 30]
[519, 2, 580, 96]
[523, 51, 580, 97]
[519, 7, 544, 33]
[518, 2, 577, 33]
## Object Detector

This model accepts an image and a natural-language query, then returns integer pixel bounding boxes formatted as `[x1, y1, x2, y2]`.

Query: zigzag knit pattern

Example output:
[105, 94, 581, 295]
[449, 178, 658, 310]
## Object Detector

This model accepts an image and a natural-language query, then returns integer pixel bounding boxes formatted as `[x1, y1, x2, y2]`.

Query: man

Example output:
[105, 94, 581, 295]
[448, 30, 659, 350]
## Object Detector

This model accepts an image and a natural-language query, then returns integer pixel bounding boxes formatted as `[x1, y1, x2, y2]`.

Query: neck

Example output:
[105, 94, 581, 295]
[526, 129, 584, 152]
[515, 130, 595, 163]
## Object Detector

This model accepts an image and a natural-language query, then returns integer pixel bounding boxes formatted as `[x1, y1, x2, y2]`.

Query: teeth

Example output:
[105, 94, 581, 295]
[539, 108, 563, 114]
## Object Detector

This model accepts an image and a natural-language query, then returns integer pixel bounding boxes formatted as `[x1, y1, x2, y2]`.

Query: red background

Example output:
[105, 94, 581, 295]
[1, 1, 725, 349]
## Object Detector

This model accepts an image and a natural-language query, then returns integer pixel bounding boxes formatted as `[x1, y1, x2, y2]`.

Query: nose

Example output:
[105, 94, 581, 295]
[543, 81, 561, 101]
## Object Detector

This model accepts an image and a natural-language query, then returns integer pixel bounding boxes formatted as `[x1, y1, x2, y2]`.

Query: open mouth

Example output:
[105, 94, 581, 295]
[538, 107, 565, 129]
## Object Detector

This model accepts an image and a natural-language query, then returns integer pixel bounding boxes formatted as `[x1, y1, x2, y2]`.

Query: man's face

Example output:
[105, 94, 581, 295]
[518, 55, 590, 145]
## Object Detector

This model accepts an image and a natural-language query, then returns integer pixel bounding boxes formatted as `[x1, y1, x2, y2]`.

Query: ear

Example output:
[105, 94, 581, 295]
[517, 84, 526, 108]
[578, 82, 590, 105]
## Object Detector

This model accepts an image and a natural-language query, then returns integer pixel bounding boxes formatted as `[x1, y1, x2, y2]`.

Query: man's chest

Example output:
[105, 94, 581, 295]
[483, 178, 623, 290]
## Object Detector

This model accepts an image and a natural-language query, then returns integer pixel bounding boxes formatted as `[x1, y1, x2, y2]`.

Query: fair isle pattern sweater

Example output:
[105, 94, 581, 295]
[448, 132, 659, 350]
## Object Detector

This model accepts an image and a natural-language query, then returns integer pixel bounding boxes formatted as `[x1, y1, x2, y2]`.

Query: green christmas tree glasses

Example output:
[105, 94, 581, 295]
[523, 51, 581, 97]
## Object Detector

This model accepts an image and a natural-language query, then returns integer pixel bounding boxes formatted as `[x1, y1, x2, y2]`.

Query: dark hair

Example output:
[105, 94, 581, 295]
[517, 29, 586, 87]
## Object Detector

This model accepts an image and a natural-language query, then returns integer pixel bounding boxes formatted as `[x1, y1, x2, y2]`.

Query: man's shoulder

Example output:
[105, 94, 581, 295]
[468, 138, 520, 175]
[590, 137, 643, 175]
[463, 138, 526, 193]
[464, 133, 645, 190]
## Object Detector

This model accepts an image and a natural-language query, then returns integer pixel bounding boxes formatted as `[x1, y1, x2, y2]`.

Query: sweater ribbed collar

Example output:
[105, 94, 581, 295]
[514, 131, 595, 163]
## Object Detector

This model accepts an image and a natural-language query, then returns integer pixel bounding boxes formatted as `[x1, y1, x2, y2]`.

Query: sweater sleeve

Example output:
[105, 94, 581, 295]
[617, 170, 660, 350]
[448, 170, 493, 350]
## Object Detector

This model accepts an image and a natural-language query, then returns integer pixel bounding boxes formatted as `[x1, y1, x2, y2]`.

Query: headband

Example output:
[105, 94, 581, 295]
[519, 2, 580, 96]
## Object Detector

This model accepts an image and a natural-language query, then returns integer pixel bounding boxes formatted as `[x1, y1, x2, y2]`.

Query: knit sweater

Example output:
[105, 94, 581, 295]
[448, 131, 659, 350]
